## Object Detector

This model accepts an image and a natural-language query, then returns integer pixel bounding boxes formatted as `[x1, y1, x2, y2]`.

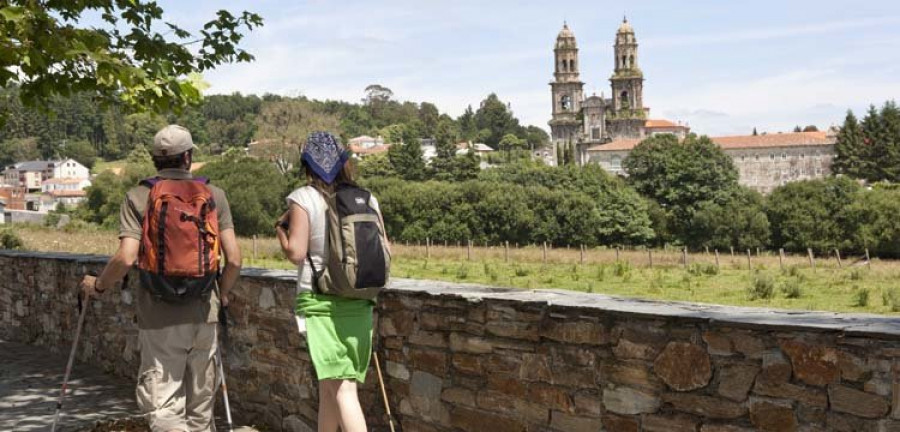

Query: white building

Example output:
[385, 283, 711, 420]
[3, 159, 90, 191]
[0, 199, 6, 224]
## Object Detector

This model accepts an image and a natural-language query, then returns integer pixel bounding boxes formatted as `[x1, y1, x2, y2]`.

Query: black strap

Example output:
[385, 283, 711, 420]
[158, 201, 168, 274]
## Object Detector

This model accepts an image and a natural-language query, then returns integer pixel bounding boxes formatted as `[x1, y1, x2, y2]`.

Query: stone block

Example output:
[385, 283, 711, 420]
[717, 364, 759, 402]
[602, 385, 660, 415]
[762, 350, 793, 382]
[519, 352, 552, 382]
[642, 413, 699, 432]
[450, 406, 526, 432]
[662, 393, 747, 419]
[704, 330, 735, 356]
[654, 342, 712, 391]
[550, 411, 603, 431]
[828, 384, 889, 419]
[749, 397, 797, 432]
[573, 392, 602, 417]
[541, 319, 610, 345]
[753, 378, 827, 408]
[602, 413, 639, 432]
[485, 320, 539, 341]
[826, 412, 879, 432]
[449, 333, 493, 354]
[779, 339, 839, 387]
[604, 359, 664, 392]
[408, 330, 448, 348]
[441, 387, 475, 407]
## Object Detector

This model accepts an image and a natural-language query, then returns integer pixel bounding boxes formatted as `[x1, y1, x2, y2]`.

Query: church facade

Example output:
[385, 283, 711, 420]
[549, 18, 690, 165]
[549, 19, 836, 193]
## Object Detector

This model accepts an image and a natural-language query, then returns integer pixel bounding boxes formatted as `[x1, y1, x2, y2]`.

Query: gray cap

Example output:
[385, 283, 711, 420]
[152, 125, 196, 157]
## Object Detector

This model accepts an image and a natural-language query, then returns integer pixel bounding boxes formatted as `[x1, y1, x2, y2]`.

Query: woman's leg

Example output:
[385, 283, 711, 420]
[317, 380, 341, 432]
[334, 379, 367, 432]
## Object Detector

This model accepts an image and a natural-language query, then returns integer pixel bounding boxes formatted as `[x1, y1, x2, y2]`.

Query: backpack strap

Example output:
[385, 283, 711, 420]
[140, 177, 161, 188]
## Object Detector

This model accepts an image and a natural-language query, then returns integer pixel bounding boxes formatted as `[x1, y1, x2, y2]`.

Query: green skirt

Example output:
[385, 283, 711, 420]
[295, 292, 374, 383]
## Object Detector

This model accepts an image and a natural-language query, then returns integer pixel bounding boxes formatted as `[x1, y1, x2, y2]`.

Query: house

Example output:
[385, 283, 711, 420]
[3, 159, 90, 191]
[455, 142, 495, 157]
[0, 186, 26, 210]
[348, 135, 391, 158]
[41, 177, 92, 194]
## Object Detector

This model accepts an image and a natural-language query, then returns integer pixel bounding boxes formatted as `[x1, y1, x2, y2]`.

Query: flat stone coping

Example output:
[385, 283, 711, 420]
[3, 250, 899, 339]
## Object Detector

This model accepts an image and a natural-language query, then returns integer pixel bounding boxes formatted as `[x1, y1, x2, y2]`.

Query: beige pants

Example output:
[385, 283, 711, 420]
[137, 323, 218, 432]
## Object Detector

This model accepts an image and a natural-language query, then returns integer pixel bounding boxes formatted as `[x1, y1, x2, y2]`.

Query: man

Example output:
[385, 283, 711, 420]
[81, 125, 242, 432]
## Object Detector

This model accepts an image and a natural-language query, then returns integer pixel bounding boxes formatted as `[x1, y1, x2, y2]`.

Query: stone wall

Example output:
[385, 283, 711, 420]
[2, 250, 900, 431]
[728, 145, 835, 194]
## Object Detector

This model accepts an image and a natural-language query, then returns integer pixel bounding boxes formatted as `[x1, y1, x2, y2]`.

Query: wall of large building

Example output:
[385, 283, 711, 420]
[2, 250, 899, 431]
[727, 145, 834, 194]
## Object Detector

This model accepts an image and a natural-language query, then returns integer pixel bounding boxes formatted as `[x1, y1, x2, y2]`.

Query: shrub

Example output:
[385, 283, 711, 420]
[688, 263, 719, 276]
[853, 287, 870, 307]
[883, 288, 900, 312]
[849, 268, 864, 281]
[780, 279, 802, 299]
[748, 272, 775, 300]
[613, 260, 631, 278]
[514, 265, 530, 277]
[0, 228, 23, 250]
[455, 265, 469, 280]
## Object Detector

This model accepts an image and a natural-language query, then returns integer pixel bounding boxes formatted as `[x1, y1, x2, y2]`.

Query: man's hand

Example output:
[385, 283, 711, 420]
[79, 275, 100, 299]
[220, 290, 231, 307]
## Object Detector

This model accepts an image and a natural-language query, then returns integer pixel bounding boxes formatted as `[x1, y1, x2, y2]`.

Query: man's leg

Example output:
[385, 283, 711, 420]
[184, 323, 218, 432]
[137, 325, 193, 432]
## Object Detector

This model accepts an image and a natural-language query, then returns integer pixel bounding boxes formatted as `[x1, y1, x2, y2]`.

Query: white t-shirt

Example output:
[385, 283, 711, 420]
[285, 185, 382, 294]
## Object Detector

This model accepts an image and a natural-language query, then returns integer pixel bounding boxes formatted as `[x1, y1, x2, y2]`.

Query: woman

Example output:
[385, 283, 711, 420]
[276, 131, 384, 432]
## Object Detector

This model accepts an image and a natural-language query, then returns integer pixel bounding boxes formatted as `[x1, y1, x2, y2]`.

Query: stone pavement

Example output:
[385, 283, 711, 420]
[0, 339, 138, 431]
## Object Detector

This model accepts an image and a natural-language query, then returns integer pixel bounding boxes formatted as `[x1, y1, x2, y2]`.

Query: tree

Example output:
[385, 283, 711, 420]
[458, 105, 477, 141]
[752, 127, 758, 136]
[689, 187, 769, 250]
[418, 102, 440, 137]
[473, 94, 521, 149]
[766, 177, 861, 253]
[623, 134, 739, 241]
[363, 85, 393, 105]
[793, 126, 802, 133]
[833, 110, 865, 178]
[524, 126, 550, 153]
[254, 99, 341, 174]
[0, 2, 262, 115]
[60, 140, 98, 169]
[196, 153, 295, 236]
[802, 125, 819, 132]
[356, 153, 397, 179]
[388, 125, 426, 180]
[0, 137, 40, 166]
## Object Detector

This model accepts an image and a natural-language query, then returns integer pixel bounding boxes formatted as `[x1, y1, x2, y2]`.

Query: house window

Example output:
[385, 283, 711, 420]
[782, 152, 787, 159]
[741, 155, 745, 162]
[610, 156, 622, 170]
[755, 155, 759, 161]
[770, 153, 775, 160]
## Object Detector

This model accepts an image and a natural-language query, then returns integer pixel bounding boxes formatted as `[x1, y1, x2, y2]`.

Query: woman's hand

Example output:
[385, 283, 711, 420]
[275, 211, 290, 233]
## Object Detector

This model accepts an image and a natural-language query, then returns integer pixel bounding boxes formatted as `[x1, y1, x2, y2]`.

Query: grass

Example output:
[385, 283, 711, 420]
[12, 225, 900, 315]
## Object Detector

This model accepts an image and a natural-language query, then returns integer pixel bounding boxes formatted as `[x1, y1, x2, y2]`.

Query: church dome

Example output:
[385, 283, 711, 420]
[617, 17, 633, 34]
[556, 22, 577, 49]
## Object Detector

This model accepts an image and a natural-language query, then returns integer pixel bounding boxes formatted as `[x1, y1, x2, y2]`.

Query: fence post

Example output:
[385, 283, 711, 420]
[542, 242, 547, 263]
[807, 248, 815, 272]
[714, 249, 720, 270]
[746, 249, 752, 271]
[648, 249, 653, 268]
[426, 237, 431, 259]
[682, 247, 688, 268]
[865, 248, 871, 268]
[467, 240, 472, 261]
[730, 247, 734, 257]
[835, 248, 842, 268]
[778, 248, 784, 270]
[705, 246, 709, 255]
[252, 235, 258, 262]
[505, 241, 509, 263]
[756, 247, 761, 257]
[615, 246, 620, 262]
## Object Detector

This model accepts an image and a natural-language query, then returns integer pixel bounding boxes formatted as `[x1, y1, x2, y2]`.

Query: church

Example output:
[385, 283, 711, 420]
[549, 18, 690, 161]
[548, 18, 836, 194]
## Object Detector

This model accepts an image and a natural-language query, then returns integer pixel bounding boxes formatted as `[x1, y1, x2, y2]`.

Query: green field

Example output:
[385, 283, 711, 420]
[10, 225, 900, 314]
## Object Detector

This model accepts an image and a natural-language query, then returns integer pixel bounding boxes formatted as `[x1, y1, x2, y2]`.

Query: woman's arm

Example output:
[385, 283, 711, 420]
[276, 204, 311, 266]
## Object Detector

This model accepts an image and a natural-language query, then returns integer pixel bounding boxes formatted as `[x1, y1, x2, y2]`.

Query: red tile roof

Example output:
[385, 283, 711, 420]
[644, 119, 680, 128]
[587, 132, 834, 152]
[47, 190, 87, 198]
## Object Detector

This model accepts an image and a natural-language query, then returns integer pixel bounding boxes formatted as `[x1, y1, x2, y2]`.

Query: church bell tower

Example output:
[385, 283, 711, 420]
[608, 17, 647, 138]
[549, 22, 585, 156]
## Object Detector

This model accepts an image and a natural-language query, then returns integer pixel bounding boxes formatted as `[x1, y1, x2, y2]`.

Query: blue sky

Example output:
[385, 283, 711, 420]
[160, 0, 900, 136]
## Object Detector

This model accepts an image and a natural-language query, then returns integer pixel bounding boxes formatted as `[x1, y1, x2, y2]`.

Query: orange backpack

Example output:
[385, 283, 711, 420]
[137, 177, 220, 303]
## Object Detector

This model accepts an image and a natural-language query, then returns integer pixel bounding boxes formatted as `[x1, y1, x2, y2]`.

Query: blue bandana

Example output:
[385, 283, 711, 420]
[301, 131, 348, 184]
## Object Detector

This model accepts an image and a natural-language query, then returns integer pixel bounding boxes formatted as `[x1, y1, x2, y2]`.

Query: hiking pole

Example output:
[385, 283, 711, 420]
[373, 352, 396, 432]
[216, 305, 234, 432]
[51, 272, 93, 432]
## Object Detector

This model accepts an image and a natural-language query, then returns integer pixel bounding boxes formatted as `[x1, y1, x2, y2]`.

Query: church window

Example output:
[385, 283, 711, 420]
[561, 95, 572, 111]
[569, 59, 576, 71]
[628, 55, 634, 68]
[592, 128, 601, 140]
[620, 90, 629, 109]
